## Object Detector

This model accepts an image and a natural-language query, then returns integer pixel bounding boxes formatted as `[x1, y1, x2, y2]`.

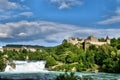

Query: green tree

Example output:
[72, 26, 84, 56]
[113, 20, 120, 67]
[0, 54, 6, 71]
[45, 56, 57, 68]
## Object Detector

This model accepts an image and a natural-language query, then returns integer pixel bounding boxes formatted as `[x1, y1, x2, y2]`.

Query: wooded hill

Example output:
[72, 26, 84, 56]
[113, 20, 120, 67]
[0, 38, 120, 73]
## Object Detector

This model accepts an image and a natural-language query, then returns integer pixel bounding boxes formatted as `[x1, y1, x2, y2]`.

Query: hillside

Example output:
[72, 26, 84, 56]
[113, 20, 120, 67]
[0, 37, 120, 73]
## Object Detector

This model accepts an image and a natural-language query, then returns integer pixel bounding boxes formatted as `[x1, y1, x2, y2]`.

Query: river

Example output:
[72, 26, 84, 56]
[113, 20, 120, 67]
[0, 60, 119, 80]
[0, 71, 120, 80]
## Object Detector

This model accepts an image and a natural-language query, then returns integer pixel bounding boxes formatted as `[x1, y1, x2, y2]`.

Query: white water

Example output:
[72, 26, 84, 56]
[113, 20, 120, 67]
[3, 61, 120, 80]
[5, 60, 47, 72]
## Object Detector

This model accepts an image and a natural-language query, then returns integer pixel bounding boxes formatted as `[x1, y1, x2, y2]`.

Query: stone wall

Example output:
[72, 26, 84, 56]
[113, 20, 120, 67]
[67, 36, 110, 46]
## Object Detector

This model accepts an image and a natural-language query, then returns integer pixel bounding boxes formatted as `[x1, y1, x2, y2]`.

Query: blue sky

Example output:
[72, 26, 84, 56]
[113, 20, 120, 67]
[0, 0, 120, 46]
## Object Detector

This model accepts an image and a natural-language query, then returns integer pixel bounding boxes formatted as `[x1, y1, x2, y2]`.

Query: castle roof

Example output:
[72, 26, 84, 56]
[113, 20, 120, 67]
[106, 36, 110, 40]
[87, 35, 98, 42]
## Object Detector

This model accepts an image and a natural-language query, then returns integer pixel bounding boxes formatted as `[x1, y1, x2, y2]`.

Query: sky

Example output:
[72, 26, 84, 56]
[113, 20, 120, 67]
[0, 0, 120, 46]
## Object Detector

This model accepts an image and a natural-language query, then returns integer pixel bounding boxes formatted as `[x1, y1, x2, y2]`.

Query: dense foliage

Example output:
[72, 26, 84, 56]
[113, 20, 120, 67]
[55, 72, 82, 80]
[0, 38, 120, 73]
[0, 51, 6, 71]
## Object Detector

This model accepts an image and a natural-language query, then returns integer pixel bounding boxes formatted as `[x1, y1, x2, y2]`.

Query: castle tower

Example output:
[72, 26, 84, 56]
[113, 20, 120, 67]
[67, 37, 78, 45]
[87, 35, 98, 42]
[83, 39, 87, 52]
[106, 36, 110, 44]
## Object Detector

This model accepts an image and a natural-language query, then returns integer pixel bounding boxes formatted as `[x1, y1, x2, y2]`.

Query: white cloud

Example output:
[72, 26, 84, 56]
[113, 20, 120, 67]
[0, 0, 32, 20]
[0, 20, 120, 45]
[0, 11, 34, 21]
[0, 0, 21, 11]
[0, 0, 33, 20]
[59, 2, 69, 9]
[18, 32, 27, 37]
[0, 33, 8, 38]
[50, 0, 82, 9]
[98, 16, 120, 24]
[18, 12, 33, 17]
[98, 8, 120, 25]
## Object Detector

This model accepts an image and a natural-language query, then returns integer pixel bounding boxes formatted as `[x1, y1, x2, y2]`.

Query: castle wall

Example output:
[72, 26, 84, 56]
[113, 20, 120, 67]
[88, 42, 107, 46]
[67, 36, 110, 46]
[67, 38, 84, 45]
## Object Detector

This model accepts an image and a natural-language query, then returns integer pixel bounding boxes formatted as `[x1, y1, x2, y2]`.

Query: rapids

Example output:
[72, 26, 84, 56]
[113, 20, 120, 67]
[5, 60, 47, 72]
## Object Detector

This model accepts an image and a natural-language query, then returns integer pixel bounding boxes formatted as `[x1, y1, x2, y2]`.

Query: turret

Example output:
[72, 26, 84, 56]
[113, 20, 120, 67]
[106, 36, 110, 44]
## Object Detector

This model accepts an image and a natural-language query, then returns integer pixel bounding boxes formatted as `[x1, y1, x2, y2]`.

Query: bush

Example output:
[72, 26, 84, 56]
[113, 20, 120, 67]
[55, 72, 81, 80]
[45, 56, 57, 68]
[0, 58, 6, 71]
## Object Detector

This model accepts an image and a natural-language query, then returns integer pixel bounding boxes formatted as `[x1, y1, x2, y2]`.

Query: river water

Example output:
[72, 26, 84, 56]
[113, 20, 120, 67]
[0, 71, 120, 80]
[1, 60, 120, 80]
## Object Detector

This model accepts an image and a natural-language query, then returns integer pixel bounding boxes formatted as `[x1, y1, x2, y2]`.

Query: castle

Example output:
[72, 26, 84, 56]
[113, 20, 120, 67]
[67, 35, 110, 46]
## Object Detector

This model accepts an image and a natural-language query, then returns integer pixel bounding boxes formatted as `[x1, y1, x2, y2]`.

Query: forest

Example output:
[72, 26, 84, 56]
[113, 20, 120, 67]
[0, 38, 120, 73]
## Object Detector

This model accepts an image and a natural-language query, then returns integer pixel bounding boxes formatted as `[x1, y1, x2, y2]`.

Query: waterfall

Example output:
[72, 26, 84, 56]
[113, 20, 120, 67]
[4, 65, 14, 72]
[5, 60, 47, 72]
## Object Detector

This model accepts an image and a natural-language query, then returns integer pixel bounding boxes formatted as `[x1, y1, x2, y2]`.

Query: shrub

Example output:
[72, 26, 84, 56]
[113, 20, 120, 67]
[55, 72, 81, 80]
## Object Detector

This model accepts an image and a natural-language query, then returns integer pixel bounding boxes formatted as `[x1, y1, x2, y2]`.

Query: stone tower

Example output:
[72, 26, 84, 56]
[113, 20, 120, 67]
[106, 36, 110, 44]
[87, 35, 98, 42]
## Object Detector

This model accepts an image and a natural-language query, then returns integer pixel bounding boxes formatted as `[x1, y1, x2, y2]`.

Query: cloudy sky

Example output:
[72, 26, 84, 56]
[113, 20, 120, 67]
[0, 0, 120, 46]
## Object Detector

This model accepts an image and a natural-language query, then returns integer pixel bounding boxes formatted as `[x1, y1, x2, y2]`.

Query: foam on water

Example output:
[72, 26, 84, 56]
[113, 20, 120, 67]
[0, 71, 120, 80]
[3, 61, 120, 80]
[5, 60, 47, 72]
